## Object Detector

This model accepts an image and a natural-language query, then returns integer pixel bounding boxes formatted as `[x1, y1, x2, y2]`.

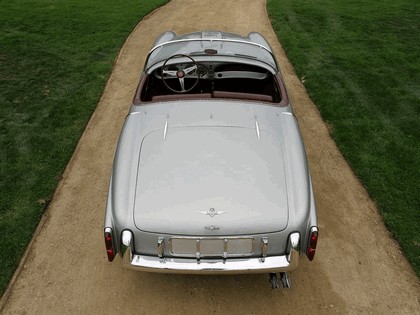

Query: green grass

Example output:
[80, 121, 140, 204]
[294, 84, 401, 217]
[0, 0, 167, 295]
[268, 0, 419, 275]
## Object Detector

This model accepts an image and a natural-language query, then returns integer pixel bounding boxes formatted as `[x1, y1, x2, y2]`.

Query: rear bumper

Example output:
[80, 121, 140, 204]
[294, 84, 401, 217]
[121, 232, 300, 274]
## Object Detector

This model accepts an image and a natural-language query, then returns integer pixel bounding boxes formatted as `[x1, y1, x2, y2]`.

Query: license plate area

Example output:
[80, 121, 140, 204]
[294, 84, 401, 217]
[169, 237, 254, 258]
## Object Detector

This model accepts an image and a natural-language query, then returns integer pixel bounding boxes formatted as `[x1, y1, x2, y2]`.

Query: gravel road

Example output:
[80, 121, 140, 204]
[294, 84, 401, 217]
[1, 0, 419, 314]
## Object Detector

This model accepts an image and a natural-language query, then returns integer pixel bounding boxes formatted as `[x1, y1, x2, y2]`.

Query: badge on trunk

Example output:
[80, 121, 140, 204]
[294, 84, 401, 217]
[204, 225, 220, 231]
[198, 208, 227, 217]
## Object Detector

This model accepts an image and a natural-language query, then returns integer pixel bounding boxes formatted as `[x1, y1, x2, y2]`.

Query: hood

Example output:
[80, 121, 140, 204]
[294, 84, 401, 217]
[133, 125, 288, 236]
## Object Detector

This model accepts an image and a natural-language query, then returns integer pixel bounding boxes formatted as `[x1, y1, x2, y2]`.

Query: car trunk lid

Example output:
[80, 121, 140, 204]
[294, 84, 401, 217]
[133, 126, 288, 235]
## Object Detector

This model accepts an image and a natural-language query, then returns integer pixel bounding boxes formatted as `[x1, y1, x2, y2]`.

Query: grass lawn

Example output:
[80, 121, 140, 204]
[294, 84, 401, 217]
[0, 0, 167, 295]
[268, 0, 419, 275]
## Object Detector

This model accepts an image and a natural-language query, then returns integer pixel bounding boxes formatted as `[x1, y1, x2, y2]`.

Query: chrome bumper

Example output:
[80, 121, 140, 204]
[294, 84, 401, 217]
[121, 232, 300, 274]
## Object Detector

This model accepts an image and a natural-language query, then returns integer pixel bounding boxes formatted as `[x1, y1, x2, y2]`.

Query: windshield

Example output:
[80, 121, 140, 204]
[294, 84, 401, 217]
[145, 39, 278, 70]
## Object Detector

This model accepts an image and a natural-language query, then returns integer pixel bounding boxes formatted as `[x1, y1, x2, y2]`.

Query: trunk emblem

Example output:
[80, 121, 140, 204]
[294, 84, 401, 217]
[204, 225, 220, 231]
[198, 208, 227, 217]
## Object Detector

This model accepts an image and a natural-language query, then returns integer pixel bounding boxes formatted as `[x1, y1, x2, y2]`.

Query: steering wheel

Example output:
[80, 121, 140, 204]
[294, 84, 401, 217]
[161, 54, 200, 93]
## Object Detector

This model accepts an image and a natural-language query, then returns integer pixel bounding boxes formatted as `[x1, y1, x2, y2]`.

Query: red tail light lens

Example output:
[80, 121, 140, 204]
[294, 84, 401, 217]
[104, 229, 115, 262]
[307, 228, 318, 261]
[310, 231, 318, 249]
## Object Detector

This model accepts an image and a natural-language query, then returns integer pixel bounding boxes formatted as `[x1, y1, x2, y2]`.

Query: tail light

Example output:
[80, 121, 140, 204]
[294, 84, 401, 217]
[104, 228, 115, 262]
[307, 227, 318, 261]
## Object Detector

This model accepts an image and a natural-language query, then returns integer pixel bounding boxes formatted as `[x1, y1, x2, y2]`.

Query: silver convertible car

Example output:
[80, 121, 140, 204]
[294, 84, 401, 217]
[104, 31, 318, 288]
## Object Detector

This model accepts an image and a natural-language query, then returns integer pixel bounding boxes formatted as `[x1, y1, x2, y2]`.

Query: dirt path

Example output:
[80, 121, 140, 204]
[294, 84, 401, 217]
[1, 0, 419, 314]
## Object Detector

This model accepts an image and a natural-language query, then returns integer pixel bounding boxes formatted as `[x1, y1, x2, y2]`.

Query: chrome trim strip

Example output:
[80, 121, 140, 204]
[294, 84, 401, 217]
[255, 120, 261, 139]
[196, 239, 201, 261]
[157, 237, 164, 258]
[163, 120, 168, 139]
[223, 239, 228, 261]
[310, 226, 319, 235]
[104, 227, 112, 233]
[150, 38, 272, 56]
[122, 233, 300, 274]
[260, 237, 268, 262]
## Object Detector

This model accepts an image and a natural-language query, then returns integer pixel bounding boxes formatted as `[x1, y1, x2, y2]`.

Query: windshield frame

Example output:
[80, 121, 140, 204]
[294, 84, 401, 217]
[144, 38, 279, 71]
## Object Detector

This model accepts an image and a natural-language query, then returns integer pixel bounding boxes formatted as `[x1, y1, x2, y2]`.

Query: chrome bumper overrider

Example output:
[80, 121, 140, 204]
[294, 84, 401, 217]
[120, 231, 300, 274]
